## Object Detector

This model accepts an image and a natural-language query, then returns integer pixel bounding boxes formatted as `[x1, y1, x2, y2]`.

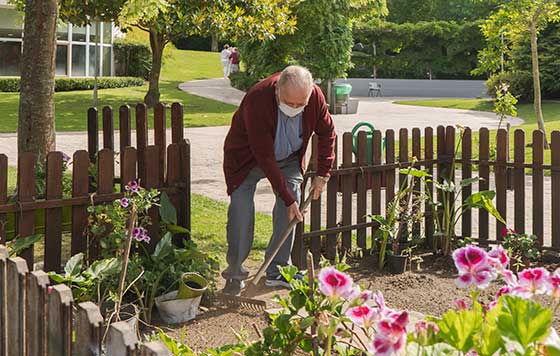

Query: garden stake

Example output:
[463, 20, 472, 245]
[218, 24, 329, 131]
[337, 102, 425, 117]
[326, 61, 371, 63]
[243, 188, 315, 298]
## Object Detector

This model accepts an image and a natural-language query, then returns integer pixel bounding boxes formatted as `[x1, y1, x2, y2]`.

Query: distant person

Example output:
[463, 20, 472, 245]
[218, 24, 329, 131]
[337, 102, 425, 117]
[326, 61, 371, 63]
[220, 44, 232, 78]
[229, 48, 240, 74]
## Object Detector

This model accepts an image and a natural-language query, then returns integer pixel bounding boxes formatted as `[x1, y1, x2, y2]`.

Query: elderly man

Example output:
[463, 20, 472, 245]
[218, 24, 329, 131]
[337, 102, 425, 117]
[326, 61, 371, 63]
[222, 65, 336, 295]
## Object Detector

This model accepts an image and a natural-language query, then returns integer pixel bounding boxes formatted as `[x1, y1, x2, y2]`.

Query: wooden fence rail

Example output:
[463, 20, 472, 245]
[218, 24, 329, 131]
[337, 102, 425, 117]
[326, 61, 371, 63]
[0, 245, 171, 356]
[293, 125, 557, 267]
[0, 102, 191, 272]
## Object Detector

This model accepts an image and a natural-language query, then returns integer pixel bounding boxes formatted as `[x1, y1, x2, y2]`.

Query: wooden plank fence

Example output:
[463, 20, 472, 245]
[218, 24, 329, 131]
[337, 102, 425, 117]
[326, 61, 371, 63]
[0, 102, 191, 272]
[292, 125, 558, 267]
[0, 245, 172, 356]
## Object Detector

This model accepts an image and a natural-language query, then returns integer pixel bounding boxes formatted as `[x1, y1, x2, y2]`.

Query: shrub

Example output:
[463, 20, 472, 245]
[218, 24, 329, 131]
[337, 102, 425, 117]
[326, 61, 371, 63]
[113, 41, 152, 79]
[0, 77, 145, 93]
[229, 71, 259, 92]
[486, 71, 533, 103]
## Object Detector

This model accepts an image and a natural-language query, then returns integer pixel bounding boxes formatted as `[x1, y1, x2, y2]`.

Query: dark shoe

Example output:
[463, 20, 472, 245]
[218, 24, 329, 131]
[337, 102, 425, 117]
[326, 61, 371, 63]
[222, 279, 245, 296]
[265, 273, 304, 289]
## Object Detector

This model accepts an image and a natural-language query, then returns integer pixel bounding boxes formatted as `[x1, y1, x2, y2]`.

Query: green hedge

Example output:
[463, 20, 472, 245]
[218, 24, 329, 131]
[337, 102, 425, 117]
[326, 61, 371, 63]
[486, 71, 533, 103]
[114, 41, 152, 79]
[0, 77, 145, 93]
[229, 72, 259, 92]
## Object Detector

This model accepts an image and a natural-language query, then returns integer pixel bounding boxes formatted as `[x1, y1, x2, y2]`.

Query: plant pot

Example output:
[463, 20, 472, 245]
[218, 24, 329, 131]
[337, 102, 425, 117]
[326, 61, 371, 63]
[386, 254, 408, 274]
[177, 272, 208, 299]
[155, 290, 202, 324]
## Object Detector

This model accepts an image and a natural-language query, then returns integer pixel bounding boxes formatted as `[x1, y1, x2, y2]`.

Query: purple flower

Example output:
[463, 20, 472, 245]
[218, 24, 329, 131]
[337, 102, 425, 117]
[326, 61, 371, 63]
[125, 180, 139, 193]
[61, 152, 71, 163]
[120, 198, 129, 208]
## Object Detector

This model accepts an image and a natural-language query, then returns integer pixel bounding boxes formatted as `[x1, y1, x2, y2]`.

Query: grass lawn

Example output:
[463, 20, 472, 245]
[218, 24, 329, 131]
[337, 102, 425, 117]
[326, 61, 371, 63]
[394, 98, 560, 164]
[0, 48, 237, 133]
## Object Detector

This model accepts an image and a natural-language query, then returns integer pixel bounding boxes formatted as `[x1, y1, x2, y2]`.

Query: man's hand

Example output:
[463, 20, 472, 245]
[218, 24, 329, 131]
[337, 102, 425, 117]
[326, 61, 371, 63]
[287, 201, 304, 222]
[311, 176, 328, 200]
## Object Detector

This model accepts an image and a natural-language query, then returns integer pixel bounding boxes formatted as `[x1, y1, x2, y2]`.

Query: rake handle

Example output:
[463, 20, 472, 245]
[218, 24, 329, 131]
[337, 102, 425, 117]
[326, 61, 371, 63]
[249, 189, 315, 287]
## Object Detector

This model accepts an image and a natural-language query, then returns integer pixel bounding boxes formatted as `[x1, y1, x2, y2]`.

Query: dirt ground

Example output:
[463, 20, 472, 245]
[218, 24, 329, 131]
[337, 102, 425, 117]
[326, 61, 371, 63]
[147, 253, 560, 353]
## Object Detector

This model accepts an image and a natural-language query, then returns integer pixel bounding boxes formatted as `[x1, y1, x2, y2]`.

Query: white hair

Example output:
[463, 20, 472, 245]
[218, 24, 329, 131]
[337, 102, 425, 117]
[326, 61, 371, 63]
[277, 65, 314, 94]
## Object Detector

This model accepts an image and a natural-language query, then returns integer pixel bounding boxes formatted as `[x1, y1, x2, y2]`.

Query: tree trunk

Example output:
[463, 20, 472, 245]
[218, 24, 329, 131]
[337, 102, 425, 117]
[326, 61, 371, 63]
[211, 34, 219, 52]
[18, 0, 58, 161]
[530, 22, 549, 148]
[144, 30, 165, 107]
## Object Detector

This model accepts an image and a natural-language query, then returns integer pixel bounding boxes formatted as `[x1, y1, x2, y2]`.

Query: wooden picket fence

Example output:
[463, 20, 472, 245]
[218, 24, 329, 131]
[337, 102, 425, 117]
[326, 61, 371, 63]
[0, 102, 191, 272]
[0, 245, 171, 356]
[293, 125, 557, 267]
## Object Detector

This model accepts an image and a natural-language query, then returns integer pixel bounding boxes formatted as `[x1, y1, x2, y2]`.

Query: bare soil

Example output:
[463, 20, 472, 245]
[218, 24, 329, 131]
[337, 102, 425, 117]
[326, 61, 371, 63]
[146, 252, 560, 353]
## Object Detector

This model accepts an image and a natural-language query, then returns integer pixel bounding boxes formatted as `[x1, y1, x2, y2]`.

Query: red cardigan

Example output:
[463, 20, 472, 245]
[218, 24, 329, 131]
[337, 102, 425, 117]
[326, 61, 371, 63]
[223, 73, 336, 206]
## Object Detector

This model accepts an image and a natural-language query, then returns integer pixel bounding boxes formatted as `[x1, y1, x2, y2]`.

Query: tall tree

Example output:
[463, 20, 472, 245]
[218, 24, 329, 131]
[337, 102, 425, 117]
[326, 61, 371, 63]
[479, 1, 560, 147]
[118, 0, 298, 107]
[17, 0, 58, 160]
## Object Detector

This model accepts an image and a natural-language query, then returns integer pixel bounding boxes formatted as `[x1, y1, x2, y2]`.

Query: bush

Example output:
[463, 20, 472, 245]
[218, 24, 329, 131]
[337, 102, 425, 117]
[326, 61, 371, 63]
[0, 77, 145, 93]
[229, 71, 259, 92]
[486, 71, 533, 103]
[113, 41, 152, 79]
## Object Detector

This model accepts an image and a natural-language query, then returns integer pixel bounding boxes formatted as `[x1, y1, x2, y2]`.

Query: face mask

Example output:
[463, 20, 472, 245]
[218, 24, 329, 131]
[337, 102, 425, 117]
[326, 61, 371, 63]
[278, 101, 305, 118]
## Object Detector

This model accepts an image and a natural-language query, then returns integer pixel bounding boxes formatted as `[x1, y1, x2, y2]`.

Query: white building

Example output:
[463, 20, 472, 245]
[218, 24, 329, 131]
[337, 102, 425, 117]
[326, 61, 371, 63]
[0, 0, 115, 77]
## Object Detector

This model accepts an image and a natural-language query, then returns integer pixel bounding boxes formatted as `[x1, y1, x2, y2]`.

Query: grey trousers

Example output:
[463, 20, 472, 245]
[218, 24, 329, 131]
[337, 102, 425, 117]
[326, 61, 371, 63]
[222, 155, 303, 280]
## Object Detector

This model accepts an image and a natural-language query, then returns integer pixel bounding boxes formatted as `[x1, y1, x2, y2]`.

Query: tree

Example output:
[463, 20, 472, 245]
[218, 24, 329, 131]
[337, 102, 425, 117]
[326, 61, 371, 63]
[478, 1, 560, 147]
[17, 0, 58, 160]
[118, 0, 298, 107]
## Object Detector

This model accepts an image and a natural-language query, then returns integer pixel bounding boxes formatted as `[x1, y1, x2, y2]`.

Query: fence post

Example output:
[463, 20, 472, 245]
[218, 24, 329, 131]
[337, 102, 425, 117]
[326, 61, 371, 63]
[121, 147, 138, 193]
[167, 144, 187, 247]
[0, 154, 7, 244]
[478, 128, 490, 242]
[424, 128, 434, 246]
[72, 150, 90, 256]
[103, 106, 115, 150]
[371, 131, 382, 249]
[326, 136, 338, 260]
[145, 146, 162, 252]
[26, 270, 49, 356]
[119, 105, 132, 154]
[436, 126, 445, 244]
[551, 131, 560, 248]
[412, 128, 421, 238]
[496, 129, 508, 241]
[88, 107, 99, 164]
[514, 130, 525, 234]
[7, 257, 28, 356]
[385, 130, 396, 213]
[356, 131, 368, 251]
[48, 284, 74, 356]
[154, 103, 167, 184]
[461, 128, 472, 238]
[17, 152, 37, 268]
[179, 139, 192, 241]
[142, 341, 172, 356]
[45, 152, 64, 272]
[94, 149, 115, 261]
[171, 102, 184, 144]
[341, 133, 353, 254]
[0, 246, 7, 356]
[310, 135, 322, 264]
[105, 321, 138, 356]
[533, 130, 544, 246]
[136, 103, 148, 184]
[74, 302, 103, 356]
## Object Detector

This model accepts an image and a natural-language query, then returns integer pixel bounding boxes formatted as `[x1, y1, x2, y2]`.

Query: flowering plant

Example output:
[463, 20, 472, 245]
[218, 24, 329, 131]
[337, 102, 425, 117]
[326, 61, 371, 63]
[501, 227, 541, 270]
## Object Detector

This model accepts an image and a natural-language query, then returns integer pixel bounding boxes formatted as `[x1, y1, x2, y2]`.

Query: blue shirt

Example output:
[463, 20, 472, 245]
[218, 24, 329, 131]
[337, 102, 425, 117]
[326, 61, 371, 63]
[274, 108, 303, 161]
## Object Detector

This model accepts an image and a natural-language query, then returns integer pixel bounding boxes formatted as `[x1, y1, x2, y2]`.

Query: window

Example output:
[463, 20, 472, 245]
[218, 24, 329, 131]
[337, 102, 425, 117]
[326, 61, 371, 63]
[0, 41, 21, 76]
[56, 45, 68, 75]
[0, 8, 23, 38]
[102, 22, 112, 44]
[72, 25, 87, 42]
[90, 22, 100, 44]
[71, 44, 86, 76]
[89, 45, 100, 76]
[102, 47, 111, 76]
[56, 23, 68, 41]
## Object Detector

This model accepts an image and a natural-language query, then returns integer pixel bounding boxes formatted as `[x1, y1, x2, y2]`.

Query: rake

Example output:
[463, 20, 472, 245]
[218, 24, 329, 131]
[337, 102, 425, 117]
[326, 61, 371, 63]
[215, 188, 315, 311]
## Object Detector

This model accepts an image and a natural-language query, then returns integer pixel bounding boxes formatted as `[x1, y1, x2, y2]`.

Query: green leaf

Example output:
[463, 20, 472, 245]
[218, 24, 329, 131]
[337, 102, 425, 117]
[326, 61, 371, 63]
[166, 224, 190, 234]
[291, 289, 307, 310]
[159, 192, 177, 225]
[64, 253, 84, 277]
[299, 316, 315, 330]
[435, 303, 483, 352]
[476, 300, 505, 356]
[153, 232, 173, 260]
[401, 168, 431, 178]
[460, 177, 482, 187]
[465, 191, 505, 224]
[496, 295, 552, 348]
[9, 234, 42, 257]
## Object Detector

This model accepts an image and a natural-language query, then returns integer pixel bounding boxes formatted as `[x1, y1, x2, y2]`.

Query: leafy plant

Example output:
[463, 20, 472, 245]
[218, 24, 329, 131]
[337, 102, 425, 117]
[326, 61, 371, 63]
[502, 228, 541, 270]
[7, 234, 42, 257]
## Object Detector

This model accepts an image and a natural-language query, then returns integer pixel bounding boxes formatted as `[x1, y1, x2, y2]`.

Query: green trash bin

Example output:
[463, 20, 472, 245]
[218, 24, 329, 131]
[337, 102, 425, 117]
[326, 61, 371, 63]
[351, 122, 386, 164]
[334, 83, 352, 102]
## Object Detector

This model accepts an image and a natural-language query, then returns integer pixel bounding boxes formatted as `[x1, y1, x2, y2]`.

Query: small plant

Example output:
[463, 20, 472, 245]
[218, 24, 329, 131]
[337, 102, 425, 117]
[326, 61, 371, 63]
[493, 82, 518, 131]
[501, 228, 541, 271]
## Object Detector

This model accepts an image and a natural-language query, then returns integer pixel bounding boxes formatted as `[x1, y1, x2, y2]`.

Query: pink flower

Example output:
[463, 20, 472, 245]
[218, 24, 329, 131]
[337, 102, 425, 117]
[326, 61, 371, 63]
[318, 267, 353, 299]
[346, 287, 373, 306]
[453, 245, 497, 289]
[372, 311, 408, 356]
[496, 285, 512, 299]
[373, 291, 393, 316]
[346, 305, 379, 328]
[120, 198, 130, 208]
[501, 269, 518, 285]
[125, 180, 139, 193]
[501, 227, 515, 237]
[548, 269, 560, 300]
[414, 320, 439, 343]
[488, 245, 509, 270]
[47, 286, 53, 294]
[511, 268, 550, 298]
[466, 350, 479, 356]
[131, 227, 150, 243]
[454, 299, 468, 310]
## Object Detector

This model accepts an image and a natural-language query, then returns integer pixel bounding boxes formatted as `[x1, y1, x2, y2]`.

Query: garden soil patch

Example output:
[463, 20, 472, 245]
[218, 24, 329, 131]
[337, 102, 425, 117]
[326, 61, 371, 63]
[148, 253, 560, 352]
